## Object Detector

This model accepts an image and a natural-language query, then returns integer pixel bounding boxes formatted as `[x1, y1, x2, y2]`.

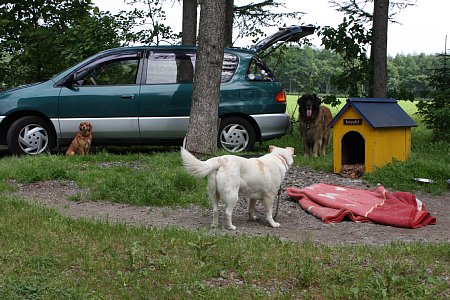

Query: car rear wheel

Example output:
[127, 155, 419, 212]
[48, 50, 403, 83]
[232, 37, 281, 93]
[7, 116, 56, 155]
[219, 117, 256, 152]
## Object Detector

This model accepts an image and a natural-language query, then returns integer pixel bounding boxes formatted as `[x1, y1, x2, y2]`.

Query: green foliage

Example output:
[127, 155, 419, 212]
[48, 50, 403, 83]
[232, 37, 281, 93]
[321, 94, 342, 108]
[388, 53, 440, 100]
[416, 53, 450, 140]
[117, 0, 180, 46]
[320, 15, 371, 97]
[265, 46, 343, 95]
[264, 45, 437, 100]
[0, 0, 122, 89]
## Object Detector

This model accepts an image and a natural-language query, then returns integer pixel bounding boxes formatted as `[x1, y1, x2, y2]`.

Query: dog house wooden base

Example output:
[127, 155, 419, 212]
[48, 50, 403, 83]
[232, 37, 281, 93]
[328, 98, 417, 174]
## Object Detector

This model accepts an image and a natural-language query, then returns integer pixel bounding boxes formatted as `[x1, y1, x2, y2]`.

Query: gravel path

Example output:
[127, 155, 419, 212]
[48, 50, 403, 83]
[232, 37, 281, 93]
[13, 166, 450, 245]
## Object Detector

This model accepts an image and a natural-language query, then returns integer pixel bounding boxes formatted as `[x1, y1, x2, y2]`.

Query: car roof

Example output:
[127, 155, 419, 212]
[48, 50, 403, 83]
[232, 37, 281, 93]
[88, 24, 316, 57]
[94, 45, 255, 55]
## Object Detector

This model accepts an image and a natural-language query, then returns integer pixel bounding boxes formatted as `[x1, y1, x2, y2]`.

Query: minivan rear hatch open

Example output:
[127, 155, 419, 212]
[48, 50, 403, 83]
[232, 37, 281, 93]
[250, 25, 316, 53]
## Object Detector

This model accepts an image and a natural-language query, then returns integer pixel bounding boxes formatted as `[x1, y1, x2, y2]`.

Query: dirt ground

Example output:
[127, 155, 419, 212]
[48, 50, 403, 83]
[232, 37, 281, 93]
[12, 166, 450, 245]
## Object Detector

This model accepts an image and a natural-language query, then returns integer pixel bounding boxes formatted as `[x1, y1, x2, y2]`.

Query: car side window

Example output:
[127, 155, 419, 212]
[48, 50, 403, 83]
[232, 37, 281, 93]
[247, 57, 275, 82]
[146, 51, 238, 84]
[146, 51, 195, 84]
[79, 57, 140, 86]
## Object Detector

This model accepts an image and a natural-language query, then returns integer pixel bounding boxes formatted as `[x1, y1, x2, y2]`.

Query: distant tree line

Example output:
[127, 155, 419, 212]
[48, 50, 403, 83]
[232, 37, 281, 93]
[265, 45, 440, 101]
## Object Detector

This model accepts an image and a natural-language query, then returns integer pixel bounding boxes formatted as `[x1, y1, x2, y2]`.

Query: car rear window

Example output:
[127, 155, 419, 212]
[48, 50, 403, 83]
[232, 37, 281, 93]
[221, 53, 239, 82]
[145, 51, 238, 84]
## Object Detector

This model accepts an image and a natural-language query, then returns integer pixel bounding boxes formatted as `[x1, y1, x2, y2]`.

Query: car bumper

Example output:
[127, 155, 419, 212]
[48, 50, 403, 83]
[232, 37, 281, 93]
[251, 113, 290, 140]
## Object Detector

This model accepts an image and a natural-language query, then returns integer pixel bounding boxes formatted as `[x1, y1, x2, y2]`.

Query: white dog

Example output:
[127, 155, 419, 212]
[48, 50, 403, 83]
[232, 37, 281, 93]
[180, 145, 295, 230]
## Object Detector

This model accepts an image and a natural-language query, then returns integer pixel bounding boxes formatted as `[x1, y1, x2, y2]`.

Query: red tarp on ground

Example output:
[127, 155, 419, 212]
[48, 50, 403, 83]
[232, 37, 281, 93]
[287, 183, 436, 228]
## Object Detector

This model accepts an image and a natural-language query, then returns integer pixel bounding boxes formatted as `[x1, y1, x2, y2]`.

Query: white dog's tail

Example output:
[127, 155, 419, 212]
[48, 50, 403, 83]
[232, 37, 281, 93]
[180, 147, 221, 178]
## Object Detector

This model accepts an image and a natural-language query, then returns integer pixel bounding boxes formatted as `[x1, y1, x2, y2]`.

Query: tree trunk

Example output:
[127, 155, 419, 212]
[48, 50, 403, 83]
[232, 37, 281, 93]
[182, 0, 198, 45]
[224, 0, 234, 47]
[184, 0, 226, 154]
[371, 0, 389, 97]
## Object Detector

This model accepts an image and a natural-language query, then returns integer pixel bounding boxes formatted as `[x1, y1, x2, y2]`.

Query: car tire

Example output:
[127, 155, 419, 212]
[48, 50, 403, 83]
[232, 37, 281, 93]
[219, 117, 256, 152]
[7, 116, 56, 155]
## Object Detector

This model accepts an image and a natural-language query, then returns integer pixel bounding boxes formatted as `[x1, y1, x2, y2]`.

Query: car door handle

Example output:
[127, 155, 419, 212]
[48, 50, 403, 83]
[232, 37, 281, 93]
[121, 94, 135, 99]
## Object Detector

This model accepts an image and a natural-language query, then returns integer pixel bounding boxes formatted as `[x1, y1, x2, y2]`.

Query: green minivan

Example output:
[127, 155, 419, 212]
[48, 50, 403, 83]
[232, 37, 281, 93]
[0, 25, 315, 155]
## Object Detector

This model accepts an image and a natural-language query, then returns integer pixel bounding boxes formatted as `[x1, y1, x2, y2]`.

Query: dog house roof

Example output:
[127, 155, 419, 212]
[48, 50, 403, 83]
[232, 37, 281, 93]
[328, 98, 417, 128]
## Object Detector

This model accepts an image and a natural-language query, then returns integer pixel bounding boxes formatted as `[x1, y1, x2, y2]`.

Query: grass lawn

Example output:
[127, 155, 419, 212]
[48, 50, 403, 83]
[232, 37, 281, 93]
[0, 196, 448, 299]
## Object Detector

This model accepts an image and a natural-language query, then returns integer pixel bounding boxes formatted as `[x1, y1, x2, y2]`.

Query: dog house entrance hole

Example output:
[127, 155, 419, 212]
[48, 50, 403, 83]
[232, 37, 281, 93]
[342, 131, 365, 165]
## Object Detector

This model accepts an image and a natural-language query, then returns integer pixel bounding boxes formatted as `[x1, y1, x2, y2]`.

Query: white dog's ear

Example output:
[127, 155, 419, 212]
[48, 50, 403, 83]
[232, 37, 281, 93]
[287, 147, 295, 154]
[268, 145, 276, 153]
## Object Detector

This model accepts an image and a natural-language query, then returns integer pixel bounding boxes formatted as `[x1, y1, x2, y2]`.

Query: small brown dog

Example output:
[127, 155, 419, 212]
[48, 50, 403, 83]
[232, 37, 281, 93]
[298, 94, 332, 157]
[66, 122, 93, 156]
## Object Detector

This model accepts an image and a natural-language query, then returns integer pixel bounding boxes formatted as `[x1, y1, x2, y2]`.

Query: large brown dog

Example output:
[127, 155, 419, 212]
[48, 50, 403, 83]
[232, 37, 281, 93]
[298, 94, 332, 157]
[66, 122, 93, 156]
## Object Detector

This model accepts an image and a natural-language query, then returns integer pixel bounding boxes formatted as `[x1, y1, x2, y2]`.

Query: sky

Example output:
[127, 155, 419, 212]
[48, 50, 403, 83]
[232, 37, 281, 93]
[93, 0, 449, 56]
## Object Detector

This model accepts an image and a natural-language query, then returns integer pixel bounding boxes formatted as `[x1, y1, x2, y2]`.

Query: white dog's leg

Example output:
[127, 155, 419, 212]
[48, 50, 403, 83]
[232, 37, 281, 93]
[247, 198, 257, 221]
[225, 209, 236, 230]
[211, 199, 219, 228]
[224, 192, 238, 230]
[263, 195, 280, 228]
[207, 173, 219, 228]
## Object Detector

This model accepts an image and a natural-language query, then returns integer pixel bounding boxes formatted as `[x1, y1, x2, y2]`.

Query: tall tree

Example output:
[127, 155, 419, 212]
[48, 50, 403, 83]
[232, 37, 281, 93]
[184, 0, 226, 154]
[371, 0, 389, 97]
[224, 0, 234, 47]
[181, 0, 197, 45]
[321, 15, 371, 97]
[321, 0, 414, 98]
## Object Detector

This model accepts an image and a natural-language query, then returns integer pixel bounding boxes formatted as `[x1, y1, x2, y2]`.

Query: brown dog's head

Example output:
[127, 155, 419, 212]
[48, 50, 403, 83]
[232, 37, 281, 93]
[298, 94, 321, 119]
[79, 122, 92, 136]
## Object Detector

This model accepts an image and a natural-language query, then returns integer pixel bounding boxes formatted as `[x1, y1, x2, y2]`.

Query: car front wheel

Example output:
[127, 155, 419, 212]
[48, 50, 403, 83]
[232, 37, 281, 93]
[219, 117, 256, 152]
[7, 116, 56, 155]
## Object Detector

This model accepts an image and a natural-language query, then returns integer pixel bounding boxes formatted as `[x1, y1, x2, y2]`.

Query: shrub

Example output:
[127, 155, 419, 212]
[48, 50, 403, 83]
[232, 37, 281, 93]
[416, 52, 450, 140]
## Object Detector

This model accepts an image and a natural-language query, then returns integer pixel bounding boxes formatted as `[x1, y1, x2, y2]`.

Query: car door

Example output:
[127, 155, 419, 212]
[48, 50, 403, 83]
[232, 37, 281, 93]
[58, 50, 143, 141]
[138, 49, 195, 138]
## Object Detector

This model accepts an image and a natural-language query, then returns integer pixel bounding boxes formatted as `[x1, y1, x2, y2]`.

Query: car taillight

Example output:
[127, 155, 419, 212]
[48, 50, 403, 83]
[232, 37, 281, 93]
[275, 91, 286, 103]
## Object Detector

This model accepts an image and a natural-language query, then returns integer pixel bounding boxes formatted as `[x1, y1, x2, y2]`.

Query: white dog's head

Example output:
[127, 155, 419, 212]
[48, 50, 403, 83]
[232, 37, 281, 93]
[268, 145, 295, 168]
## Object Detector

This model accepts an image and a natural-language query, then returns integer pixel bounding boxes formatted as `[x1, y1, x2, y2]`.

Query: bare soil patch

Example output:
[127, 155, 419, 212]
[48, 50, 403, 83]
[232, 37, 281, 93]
[13, 167, 450, 245]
